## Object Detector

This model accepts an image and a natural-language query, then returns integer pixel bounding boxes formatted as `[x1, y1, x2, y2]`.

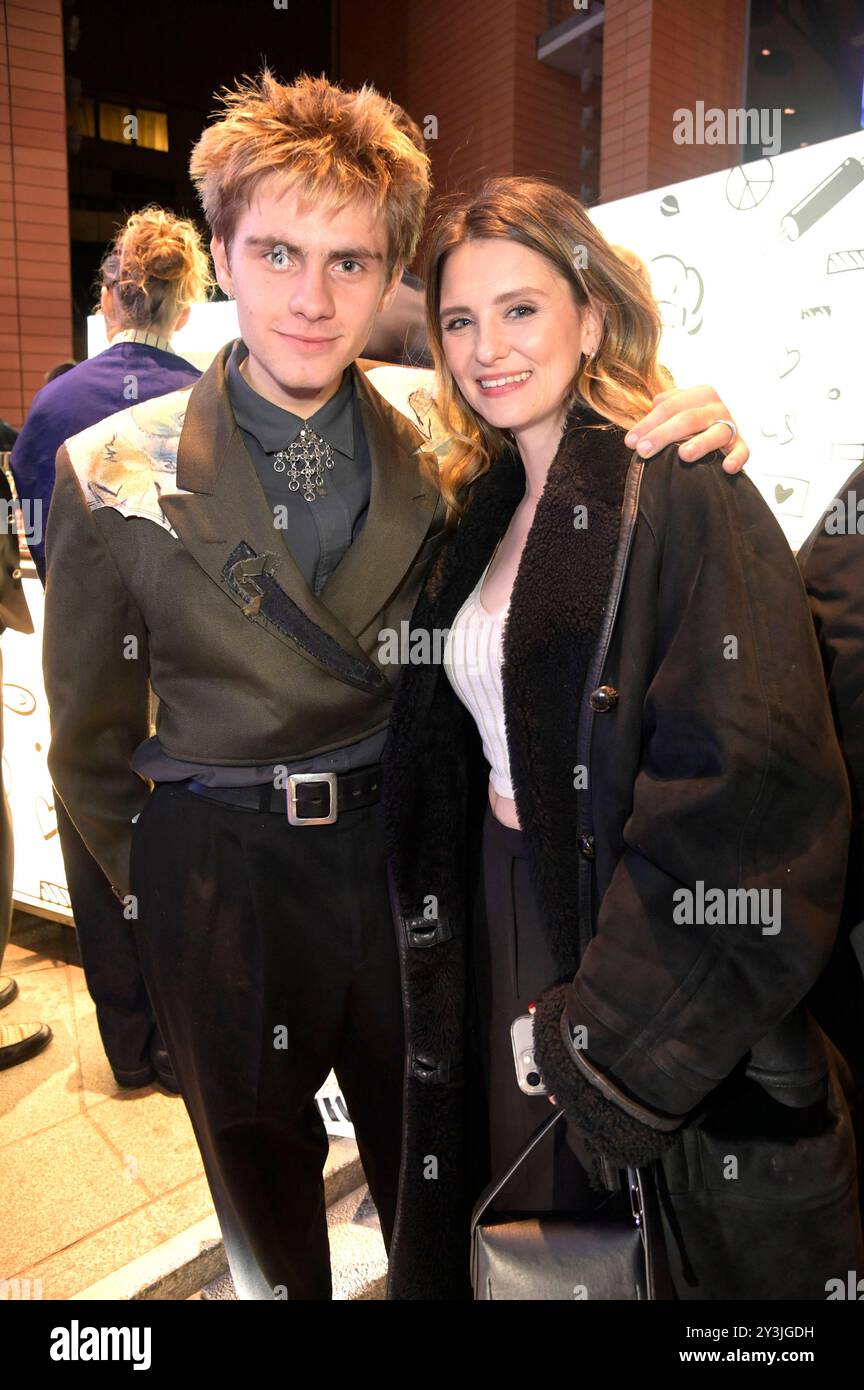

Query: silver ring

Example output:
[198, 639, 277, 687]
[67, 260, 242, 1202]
[716, 418, 738, 453]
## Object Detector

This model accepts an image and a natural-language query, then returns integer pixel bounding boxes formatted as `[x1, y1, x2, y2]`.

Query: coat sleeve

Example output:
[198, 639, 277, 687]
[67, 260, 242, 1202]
[797, 465, 864, 924]
[42, 445, 152, 900]
[8, 389, 56, 585]
[533, 450, 850, 1156]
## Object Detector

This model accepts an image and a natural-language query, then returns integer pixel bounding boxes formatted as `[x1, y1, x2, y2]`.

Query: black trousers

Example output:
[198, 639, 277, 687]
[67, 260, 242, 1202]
[473, 806, 599, 1214]
[54, 793, 162, 1081]
[129, 781, 404, 1300]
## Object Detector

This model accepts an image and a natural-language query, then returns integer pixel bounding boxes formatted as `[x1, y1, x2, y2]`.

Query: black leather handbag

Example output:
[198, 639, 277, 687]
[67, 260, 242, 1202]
[470, 1109, 673, 1300]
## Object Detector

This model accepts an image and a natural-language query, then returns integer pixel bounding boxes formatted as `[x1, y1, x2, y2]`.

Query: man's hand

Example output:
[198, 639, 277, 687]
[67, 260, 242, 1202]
[625, 385, 748, 474]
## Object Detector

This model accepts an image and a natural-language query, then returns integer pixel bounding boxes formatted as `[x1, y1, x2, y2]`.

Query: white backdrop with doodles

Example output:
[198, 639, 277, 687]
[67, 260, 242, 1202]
[589, 128, 864, 552]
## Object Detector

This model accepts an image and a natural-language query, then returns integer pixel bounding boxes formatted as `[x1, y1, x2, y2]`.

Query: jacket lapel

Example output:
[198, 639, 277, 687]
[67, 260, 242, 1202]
[158, 343, 440, 695]
[319, 361, 444, 630]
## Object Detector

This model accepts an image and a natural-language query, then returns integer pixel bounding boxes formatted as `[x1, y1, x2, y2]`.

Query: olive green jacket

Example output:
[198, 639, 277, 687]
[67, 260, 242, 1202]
[42, 343, 447, 897]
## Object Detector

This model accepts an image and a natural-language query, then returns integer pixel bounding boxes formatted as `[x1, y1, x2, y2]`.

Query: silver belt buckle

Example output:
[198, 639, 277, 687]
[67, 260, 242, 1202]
[286, 772, 338, 826]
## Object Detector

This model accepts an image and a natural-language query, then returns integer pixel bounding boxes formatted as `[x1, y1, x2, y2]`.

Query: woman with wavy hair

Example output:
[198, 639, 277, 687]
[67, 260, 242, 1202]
[382, 175, 863, 1300]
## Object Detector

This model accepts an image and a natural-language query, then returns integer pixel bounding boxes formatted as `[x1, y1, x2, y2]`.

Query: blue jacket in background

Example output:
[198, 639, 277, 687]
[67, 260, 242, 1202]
[10, 340, 201, 583]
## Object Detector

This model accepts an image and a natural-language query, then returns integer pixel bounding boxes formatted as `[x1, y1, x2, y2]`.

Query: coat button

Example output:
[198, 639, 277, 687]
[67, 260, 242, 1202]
[578, 834, 596, 860]
[411, 1052, 450, 1084]
[590, 685, 618, 712]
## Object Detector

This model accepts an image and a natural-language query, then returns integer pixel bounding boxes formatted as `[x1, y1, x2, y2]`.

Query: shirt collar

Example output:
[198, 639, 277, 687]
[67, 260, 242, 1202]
[110, 327, 176, 354]
[225, 339, 355, 458]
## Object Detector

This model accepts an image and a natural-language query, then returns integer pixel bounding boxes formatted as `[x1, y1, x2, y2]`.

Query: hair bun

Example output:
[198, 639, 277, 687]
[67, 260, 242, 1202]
[97, 203, 214, 330]
[143, 235, 187, 282]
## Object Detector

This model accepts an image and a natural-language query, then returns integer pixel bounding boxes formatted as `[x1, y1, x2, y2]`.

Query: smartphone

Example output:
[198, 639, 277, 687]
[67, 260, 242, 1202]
[510, 1014, 548, 1096]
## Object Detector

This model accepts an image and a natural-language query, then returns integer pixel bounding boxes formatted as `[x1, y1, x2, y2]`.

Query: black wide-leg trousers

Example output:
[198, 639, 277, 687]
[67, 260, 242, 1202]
[129, 781, 405, 1301]
[473, 806, 598, 1214]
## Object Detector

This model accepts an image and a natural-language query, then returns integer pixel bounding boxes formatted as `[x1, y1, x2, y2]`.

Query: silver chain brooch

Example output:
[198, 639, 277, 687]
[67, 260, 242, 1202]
[273, 425, 336, 502]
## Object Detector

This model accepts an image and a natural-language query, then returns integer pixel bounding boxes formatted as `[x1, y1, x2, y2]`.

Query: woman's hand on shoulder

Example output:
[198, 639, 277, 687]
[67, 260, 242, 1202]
[625, 384, 748, 475]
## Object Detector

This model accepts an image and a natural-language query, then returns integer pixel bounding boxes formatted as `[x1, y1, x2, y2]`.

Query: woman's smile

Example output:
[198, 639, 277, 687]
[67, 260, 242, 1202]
[476, 368, 533, 396]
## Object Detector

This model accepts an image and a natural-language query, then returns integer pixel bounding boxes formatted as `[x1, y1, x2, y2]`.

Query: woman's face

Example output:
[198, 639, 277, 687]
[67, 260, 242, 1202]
[438, 237, 601, 441]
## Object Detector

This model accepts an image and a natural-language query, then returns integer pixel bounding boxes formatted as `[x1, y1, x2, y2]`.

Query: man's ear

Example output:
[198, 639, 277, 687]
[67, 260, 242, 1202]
[211, 235, 232, 296]
[378, 260, 405, 314]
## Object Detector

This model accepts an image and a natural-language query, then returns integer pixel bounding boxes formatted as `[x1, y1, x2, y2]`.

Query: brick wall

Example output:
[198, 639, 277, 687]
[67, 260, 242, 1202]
[339, 0, 594, 267]
[601, 0, 749, 199]
[0, 0, 72, 430]
[340, 0, 750, 239]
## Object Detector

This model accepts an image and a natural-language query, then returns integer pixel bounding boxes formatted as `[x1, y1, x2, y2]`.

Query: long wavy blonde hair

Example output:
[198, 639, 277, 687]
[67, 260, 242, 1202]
[422, 176, 671, 513]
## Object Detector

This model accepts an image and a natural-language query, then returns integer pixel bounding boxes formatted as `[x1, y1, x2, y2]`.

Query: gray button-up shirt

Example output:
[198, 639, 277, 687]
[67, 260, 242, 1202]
[227, 338, 372, 596]
[131, 340, 388, 787]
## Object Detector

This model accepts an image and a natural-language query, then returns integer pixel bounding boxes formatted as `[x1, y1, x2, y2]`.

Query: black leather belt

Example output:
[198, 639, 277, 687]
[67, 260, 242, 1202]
[183, 765, 381, 824]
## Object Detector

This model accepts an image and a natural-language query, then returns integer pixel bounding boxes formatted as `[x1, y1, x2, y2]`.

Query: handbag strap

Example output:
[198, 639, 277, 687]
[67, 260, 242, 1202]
[470, 1108, 647, 1233]
[472, 1108, 615, 1234]
[470, 1109, 673, 1299]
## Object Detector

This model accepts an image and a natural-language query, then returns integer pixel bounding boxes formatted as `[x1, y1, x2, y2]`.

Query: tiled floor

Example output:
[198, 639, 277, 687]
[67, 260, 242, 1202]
[0, 912, 214, 1299]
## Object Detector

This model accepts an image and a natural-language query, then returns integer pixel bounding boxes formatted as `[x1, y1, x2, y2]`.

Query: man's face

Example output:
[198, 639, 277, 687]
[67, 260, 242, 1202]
[211, 177, 403, 415]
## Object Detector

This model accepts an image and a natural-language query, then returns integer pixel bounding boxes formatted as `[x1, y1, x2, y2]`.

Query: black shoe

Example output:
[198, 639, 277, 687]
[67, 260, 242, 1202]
[0, 1021, 53, 1069]
[150, 1038, 181, 1094]
[0, 976, 20, 1010]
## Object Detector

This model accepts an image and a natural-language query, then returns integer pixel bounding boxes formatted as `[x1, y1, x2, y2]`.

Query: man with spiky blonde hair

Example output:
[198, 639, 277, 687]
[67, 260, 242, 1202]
[43, 68, 746, 1300]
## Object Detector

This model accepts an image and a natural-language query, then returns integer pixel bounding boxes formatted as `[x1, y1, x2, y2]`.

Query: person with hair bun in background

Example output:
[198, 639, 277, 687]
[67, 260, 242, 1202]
[11, 205, 211, 584]
[7, 206, 212, 1087]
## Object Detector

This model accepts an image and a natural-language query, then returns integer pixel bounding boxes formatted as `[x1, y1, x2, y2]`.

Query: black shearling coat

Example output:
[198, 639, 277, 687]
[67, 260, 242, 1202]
[382, 402, 864, 1301]
[797, 463, 864, 1165]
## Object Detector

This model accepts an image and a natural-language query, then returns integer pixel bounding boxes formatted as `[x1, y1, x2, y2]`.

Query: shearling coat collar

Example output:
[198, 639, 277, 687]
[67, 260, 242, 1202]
[386, 399, 631, 977]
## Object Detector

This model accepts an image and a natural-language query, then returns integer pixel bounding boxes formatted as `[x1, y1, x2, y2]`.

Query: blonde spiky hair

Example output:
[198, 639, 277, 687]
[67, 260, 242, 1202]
[189, 68, 432, 276]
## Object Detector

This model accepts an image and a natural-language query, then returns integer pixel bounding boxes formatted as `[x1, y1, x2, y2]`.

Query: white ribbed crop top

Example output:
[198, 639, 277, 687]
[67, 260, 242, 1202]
[442, 557, 515, 799]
